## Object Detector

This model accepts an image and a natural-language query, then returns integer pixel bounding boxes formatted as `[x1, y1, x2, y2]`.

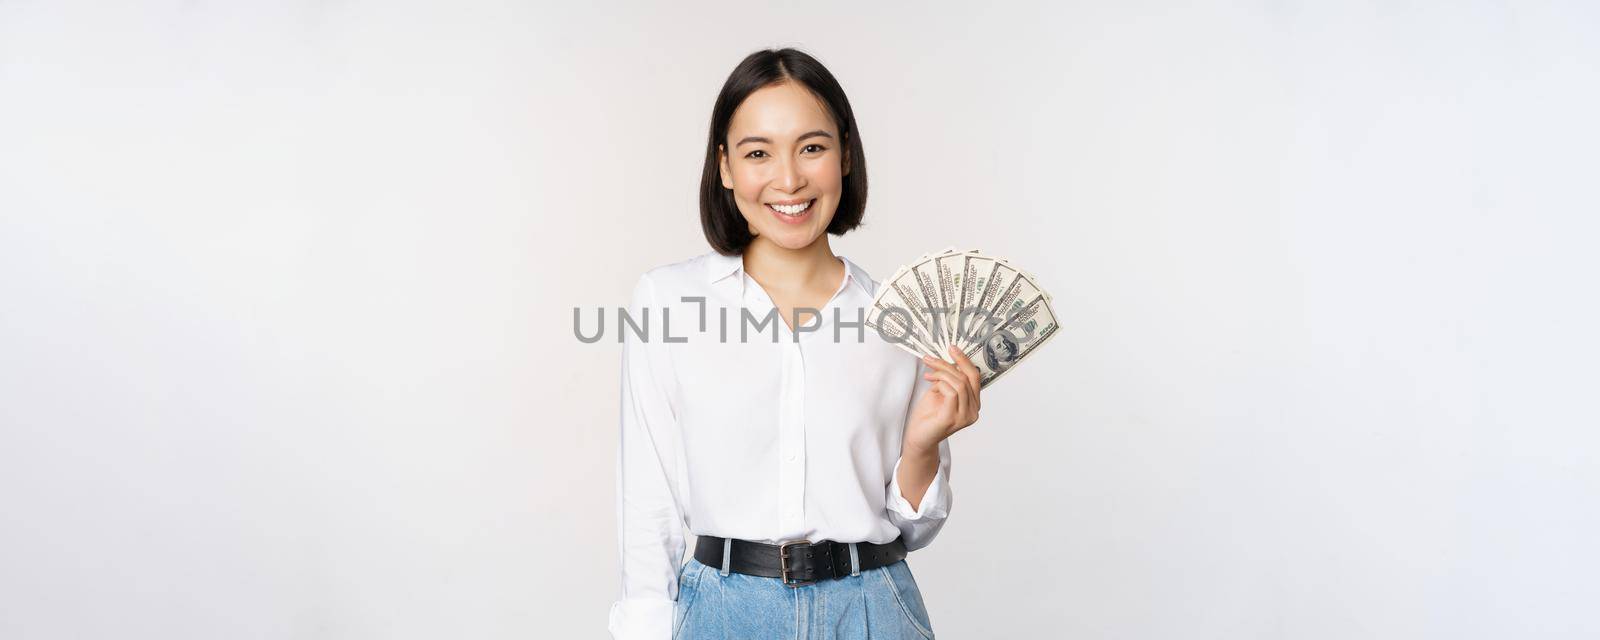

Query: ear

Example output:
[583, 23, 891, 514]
[719, 144, 734, 189]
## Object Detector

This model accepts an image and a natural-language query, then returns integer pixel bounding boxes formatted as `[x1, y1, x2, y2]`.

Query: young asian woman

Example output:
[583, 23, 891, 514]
[608, 47, 984, 640]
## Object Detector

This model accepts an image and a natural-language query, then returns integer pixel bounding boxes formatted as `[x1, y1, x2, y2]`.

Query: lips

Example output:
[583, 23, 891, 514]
[765, 199, 814, 218]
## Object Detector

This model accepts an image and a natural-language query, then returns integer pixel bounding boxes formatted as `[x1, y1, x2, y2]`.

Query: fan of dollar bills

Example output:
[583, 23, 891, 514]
[865, 247, 1059, 389]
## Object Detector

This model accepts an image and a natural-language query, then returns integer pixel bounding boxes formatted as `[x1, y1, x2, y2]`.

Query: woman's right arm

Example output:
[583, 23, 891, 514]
[607, 273, 687, 640]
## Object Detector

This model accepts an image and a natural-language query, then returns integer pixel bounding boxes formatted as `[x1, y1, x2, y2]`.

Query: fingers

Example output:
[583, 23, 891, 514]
[922, 367, 967, 396]
[922, 364, 975, 423]
[927, 348, 981, 407]
[932, 374, 964, 420]
[923, 346, 982, 424]
[949, 377, 967, 418]
[946, 345, 982, 410]
[922, 352, 962, 380]
[921, 357, 961, 388]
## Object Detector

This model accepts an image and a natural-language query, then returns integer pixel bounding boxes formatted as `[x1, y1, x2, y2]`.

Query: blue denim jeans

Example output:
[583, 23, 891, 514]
[672, 554, 936, 640]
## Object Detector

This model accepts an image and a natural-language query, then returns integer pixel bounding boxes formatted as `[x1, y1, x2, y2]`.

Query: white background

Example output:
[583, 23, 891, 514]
[3, 1, 1597, 638]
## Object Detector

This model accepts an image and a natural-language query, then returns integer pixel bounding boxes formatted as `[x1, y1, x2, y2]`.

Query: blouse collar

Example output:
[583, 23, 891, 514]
[704, 249, 875, 298]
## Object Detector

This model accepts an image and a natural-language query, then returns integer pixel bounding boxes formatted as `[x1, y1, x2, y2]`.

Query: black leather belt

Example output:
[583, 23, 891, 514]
[693, 535, 908, 587]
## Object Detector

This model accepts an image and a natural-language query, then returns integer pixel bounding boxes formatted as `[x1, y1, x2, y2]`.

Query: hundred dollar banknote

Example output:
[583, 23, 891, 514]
[870, 248, 1060, 388]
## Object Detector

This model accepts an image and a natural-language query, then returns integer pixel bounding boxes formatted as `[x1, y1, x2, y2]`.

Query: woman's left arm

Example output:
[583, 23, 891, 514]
[886, 427, 953, 552]
[887, 345, 982, 551]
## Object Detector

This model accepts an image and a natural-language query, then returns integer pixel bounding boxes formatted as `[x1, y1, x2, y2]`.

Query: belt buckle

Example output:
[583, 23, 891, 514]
[778, 539, 816, 588]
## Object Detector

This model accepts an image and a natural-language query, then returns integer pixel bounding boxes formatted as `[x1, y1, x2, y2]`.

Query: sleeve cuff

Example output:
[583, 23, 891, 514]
[608, 597, 673, 639]
[886, 455, 949, 520]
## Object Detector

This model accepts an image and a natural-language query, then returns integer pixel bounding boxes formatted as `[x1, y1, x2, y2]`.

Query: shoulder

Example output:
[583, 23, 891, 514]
[836, 254, 881, 299]
[630, 250, 726, 298]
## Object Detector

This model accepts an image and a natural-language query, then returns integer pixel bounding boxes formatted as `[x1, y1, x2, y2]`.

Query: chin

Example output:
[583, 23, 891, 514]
[764, 231, 824, 250]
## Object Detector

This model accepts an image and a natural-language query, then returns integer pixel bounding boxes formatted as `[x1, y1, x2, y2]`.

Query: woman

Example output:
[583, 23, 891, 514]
[608, 48, 983, 640]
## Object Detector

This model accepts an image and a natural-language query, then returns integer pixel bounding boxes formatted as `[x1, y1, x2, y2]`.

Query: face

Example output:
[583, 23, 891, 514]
[989, 333, 1016, 361]
[719, 81, 849, 251]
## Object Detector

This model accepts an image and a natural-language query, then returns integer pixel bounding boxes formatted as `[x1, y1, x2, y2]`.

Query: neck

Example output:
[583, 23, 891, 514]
[742, 236, 841, 291]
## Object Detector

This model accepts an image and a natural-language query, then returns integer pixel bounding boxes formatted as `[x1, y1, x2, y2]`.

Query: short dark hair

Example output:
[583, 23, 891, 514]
[699, 48, 869, 255]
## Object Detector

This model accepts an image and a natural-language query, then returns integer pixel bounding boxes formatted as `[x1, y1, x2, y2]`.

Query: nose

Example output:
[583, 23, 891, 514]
[774, 155, 805, 193]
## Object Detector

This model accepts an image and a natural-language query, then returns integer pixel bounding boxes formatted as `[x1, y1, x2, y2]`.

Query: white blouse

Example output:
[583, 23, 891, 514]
[606, 248, 954, 639]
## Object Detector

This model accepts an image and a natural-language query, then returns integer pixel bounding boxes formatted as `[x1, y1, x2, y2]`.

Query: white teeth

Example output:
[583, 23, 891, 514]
[768, 200, 812, 216]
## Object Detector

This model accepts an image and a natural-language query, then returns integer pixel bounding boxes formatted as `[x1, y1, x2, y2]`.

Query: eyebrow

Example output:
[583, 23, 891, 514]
[735, 130, 835, 147]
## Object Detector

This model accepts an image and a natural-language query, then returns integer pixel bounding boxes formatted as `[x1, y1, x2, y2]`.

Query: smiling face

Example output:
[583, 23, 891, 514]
[718, 81, 850, 251]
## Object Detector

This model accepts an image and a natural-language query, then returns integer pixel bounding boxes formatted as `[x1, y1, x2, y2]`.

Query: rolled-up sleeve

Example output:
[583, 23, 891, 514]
[884, 359, 954, 552]
[608, 274, 687, 640]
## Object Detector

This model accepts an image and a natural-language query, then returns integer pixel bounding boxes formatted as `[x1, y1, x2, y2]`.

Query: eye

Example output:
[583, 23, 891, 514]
[803, 144, 827, 154]
[744, 149, 768, 159]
